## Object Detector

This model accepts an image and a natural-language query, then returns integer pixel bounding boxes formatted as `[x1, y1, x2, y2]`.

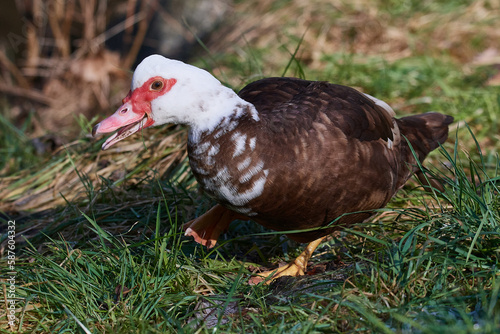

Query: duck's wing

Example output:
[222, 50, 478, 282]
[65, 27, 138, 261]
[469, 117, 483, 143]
[238, 77, 397, 145]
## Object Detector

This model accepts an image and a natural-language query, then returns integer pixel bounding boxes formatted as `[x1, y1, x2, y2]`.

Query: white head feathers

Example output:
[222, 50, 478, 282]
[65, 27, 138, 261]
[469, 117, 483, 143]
[132, 55, 255, 137]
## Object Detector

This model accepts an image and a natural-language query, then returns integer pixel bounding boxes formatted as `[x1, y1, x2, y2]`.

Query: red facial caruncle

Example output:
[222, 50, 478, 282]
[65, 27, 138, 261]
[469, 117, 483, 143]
[92, 76, 177, 150]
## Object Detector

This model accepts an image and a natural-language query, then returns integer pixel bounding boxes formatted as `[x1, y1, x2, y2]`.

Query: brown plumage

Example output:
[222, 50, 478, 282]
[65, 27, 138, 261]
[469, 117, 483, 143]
[188, 77, 452, 243]
[93, 56, 453, 282]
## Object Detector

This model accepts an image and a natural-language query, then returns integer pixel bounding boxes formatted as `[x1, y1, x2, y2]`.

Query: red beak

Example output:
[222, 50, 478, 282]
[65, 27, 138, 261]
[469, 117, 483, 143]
[92, 101, 154, 150]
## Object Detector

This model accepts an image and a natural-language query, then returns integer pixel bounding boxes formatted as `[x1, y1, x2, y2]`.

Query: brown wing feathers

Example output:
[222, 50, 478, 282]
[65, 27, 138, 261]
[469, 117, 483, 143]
[240, 78, 395, 144]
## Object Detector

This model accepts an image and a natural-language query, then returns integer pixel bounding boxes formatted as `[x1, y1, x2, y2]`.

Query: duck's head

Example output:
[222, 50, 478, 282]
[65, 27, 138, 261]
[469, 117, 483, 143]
[92, 55, 237, 150]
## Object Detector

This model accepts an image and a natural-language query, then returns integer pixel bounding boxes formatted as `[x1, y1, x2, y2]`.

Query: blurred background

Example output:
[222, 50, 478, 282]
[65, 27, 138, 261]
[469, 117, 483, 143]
[0, 0, 230, 139]
[0, 0, 499, 211]
[1, 0, 499, 139]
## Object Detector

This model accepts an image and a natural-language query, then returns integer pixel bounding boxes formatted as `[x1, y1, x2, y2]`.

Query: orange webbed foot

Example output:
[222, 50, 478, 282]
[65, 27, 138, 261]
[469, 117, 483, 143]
[184, 204, 246, 248]
[249, 236, 326, 285]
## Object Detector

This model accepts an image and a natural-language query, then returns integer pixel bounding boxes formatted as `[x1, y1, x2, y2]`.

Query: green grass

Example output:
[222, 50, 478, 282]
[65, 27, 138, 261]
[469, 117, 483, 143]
[3, 139, 499, 332]
[2, 2, 500, 332]
[0, 107, 40, 176]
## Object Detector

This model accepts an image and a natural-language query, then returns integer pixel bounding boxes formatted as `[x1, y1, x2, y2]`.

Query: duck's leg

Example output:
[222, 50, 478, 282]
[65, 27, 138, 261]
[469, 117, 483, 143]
[184, 204, 246, 249]
[249, 236, 327, 285]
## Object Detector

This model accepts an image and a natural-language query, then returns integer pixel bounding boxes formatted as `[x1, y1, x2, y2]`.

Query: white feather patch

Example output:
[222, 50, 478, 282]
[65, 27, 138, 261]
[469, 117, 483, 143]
[193, 141, 210, 155]
[363, 93, 396, 117]
[232, 132, 247, 158]
[239, 160, 264, 183]
[237, 157, 252, 171]
[248, 137, 256, 151]
[387, 138, 393, 149]
[205, 166, 269, 207]
[249, 106, 260, 121]
[207, 144, 220, 156]
[363, 93, 399, 148]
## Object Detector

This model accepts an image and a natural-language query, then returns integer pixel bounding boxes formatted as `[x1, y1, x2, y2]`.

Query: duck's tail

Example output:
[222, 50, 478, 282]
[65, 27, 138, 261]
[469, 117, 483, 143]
[397, 112, 454, 164]
[395, 112, 454, 191]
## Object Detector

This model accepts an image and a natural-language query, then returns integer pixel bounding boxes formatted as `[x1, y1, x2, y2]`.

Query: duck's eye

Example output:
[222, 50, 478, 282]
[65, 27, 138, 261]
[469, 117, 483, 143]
[150, 80, 163, 91]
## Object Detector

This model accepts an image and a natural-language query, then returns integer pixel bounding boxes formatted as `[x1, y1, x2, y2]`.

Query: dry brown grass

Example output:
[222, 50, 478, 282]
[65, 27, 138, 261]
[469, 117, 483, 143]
[0, 125, 188, 212]
[1, 0, 157, 136]
[208, 0, 500, 76]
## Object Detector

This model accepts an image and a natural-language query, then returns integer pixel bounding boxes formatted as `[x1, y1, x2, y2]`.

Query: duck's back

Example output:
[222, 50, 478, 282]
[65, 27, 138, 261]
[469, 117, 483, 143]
[238, 77, 396, 143]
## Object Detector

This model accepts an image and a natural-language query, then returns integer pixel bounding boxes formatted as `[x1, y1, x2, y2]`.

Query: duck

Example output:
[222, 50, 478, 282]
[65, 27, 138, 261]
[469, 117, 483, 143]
[92, 54, 453, 283]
